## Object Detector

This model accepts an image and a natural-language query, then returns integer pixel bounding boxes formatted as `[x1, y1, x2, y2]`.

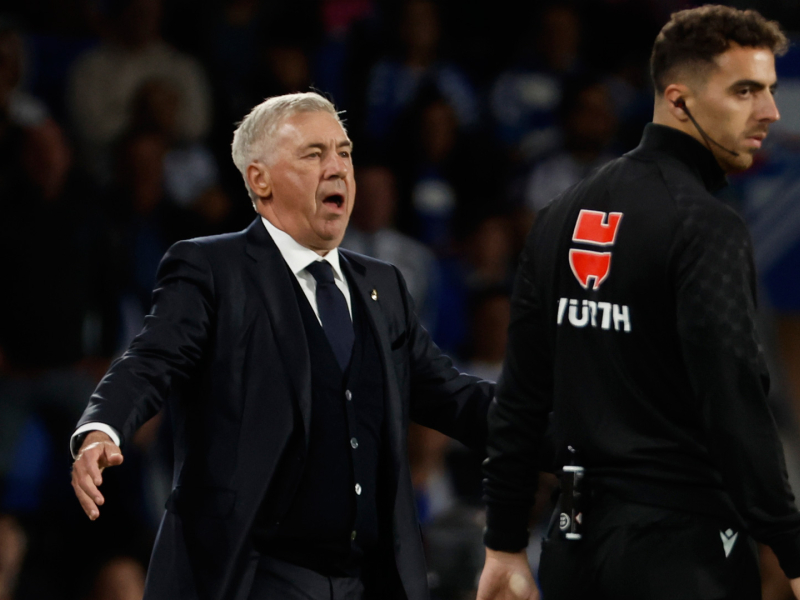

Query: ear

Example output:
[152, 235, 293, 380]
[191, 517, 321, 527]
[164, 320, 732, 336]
[246, 162, 272, 200]
[663, 84, 691, 122]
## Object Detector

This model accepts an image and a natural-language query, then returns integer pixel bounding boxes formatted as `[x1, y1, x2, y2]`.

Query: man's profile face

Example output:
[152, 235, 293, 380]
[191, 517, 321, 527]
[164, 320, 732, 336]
[258, 111, 355, 253]
[689, 43, 779, 173]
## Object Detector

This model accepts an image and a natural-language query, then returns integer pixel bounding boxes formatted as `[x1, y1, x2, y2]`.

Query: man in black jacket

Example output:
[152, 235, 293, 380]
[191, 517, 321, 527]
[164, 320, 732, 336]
[70, 92, 493, 600]
[478, 7, 800, 599]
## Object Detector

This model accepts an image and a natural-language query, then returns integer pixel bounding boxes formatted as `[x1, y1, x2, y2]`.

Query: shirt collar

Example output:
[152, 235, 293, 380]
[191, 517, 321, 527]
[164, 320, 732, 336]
[629, 123, 728, 194]
[261, 217, 346, 282]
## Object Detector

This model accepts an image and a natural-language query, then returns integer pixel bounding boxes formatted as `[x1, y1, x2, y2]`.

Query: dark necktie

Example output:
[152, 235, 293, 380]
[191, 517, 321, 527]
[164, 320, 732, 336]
[305, 260, 354, 370]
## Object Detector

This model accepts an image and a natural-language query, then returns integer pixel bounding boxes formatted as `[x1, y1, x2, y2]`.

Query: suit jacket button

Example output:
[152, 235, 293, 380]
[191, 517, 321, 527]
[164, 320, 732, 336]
[345, 390, 352, 401]
[351, 530, 357, 541]
[350, 437, 358, 449]
[355, 483, 362, 495]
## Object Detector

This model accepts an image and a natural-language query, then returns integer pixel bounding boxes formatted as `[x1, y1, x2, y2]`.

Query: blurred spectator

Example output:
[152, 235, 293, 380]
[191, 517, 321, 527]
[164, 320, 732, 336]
[409, 423, 457, 525]
[0, 24, 50, 128]
[461, 289, 511, 382]
[462, 215, 516, 290]
[524, 75, 618, 213]
[434, 214, 515, 360]
[319, 0, 374, 42]
[67, 0, 212, 183]
[341, 163, 441, 328]
[0, 62, 113, 477]
[399, 95, 460, 249]
[87, 556, 146, 600]
[408, 422, 485, 600]
[263, 46, 312, 97]
[209, 0, 318, 134]
[364, 0, 478, 143]
[490, 3, 583, 163]
[602, 53, 655, 152]
[392, 88, 499, 253]
[0, 34, 157, 598]
[0, 514, 26, 600]
[312, 0, 375, 107]
[208, 0, 264, 129]
[130, 78, 232, 230]
[104, 129, 194, 347]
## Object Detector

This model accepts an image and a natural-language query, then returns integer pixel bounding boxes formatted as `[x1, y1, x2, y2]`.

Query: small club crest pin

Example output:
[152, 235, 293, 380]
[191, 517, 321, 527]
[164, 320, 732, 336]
[371, 289, 378, 301]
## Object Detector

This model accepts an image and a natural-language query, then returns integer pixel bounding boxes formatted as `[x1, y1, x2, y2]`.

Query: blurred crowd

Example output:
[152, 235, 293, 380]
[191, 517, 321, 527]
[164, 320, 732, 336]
[0, 0, 798, 599]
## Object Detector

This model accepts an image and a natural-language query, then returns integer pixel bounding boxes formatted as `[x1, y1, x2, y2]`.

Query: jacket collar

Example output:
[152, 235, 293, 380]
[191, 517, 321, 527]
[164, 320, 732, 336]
[629, 123, 728, 194]
[244, 217, 313, 440]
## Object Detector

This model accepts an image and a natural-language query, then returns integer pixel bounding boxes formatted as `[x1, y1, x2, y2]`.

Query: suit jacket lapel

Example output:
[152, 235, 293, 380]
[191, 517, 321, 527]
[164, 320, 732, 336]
[244, 218, 312, 441]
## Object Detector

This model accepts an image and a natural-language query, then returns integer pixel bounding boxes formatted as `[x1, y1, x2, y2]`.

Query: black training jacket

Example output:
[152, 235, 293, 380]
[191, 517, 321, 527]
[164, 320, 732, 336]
[483, 123, 800, 577]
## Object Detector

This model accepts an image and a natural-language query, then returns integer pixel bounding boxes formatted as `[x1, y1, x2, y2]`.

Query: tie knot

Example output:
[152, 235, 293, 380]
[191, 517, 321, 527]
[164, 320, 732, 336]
[305, 260, 335, 285]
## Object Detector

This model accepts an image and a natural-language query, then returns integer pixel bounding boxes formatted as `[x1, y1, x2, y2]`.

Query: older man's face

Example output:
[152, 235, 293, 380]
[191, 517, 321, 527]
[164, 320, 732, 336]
[258, 111, 355, 253]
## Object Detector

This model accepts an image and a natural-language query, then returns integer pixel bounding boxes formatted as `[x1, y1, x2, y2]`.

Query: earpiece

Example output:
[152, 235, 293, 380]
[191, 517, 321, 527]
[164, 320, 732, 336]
[670, 97, 739, 157]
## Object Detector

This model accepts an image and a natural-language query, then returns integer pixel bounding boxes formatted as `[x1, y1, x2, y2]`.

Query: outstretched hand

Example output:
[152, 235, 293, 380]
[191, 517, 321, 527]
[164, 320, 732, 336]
[477, 548, 540, 600]
[71, 431, 124, 520]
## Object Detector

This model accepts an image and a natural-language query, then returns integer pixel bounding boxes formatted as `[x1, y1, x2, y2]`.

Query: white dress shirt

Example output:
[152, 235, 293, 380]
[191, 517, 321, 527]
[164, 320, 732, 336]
[261, 217, 352, 323]
[71, 218, 353, 456]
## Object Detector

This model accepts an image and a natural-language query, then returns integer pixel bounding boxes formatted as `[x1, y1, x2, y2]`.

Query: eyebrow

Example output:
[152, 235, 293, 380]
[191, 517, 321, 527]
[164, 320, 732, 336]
[730, 79, 778, 92]
[303, 140, 353, 152]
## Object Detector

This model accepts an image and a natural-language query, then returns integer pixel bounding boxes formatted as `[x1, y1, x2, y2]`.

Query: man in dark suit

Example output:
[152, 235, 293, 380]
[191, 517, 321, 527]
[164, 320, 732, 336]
[70, 92, 493, 600]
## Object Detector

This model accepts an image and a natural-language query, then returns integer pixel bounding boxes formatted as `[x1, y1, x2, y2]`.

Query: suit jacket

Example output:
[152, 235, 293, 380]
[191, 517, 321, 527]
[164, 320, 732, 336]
[76, 217, 493, 600]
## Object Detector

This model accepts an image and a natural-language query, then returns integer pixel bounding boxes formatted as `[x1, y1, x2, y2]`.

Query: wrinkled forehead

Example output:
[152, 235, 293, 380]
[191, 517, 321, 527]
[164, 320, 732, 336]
[272, 110, 350, 151]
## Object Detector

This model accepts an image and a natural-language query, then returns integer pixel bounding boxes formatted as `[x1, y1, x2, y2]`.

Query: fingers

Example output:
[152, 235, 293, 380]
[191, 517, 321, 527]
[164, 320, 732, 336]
[84, 451, 104, 486]
[73, 459, 105, 504]
[100, 444, 124, 468]
[72, 472, 102, 520]
[72, 441, 122, 520]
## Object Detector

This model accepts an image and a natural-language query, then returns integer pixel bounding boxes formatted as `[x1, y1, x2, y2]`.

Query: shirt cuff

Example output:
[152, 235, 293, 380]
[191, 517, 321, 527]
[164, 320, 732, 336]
[70, 423, 121, 459]
[483, 502, 531, 552]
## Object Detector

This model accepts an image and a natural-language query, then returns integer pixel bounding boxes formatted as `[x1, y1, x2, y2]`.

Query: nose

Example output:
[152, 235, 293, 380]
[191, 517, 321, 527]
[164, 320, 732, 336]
[759, 90, 780, 124]
[323, 151, 349, 179]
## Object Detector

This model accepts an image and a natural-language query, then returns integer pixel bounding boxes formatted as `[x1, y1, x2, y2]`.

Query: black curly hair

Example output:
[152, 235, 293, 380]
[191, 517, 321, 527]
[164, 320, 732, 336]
[650, 5, 788, 94]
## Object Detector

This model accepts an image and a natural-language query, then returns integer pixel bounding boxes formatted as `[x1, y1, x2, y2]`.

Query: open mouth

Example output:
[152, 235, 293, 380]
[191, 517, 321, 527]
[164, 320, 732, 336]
[323, 194, 345, 208]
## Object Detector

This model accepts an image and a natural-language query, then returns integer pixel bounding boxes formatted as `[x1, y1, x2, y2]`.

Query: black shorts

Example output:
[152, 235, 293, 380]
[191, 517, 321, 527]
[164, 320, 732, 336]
[538, 493, 760, 600]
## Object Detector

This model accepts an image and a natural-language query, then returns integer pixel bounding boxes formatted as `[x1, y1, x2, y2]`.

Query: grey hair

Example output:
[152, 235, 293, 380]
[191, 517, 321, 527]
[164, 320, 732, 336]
[231, 92, 344, 209]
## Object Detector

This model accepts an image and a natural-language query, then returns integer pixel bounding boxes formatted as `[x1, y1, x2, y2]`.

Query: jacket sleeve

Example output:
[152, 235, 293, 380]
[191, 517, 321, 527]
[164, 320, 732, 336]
[675, 200, 800, 578]
[481, 230, 553, 552]
[74, 240, 215, 448]
[394, 266, 494, 452]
